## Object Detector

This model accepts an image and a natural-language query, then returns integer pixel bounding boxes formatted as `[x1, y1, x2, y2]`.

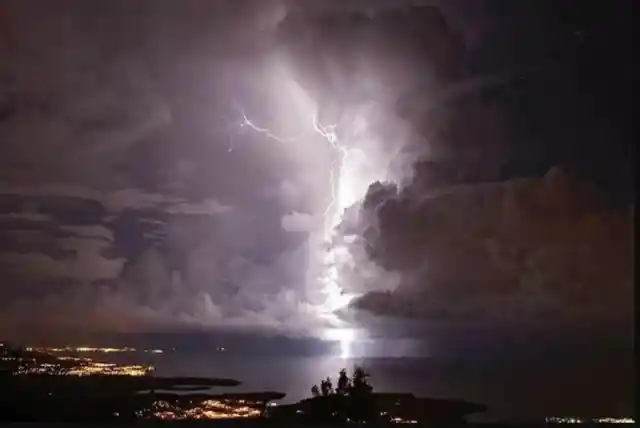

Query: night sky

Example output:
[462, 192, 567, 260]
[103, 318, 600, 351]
[0, 0, 635, 418]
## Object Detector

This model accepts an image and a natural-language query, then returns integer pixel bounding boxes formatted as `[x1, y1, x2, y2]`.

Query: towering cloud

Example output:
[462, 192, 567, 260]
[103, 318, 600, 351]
[276, 3, 634, 341]
[346, 167, 633, 336]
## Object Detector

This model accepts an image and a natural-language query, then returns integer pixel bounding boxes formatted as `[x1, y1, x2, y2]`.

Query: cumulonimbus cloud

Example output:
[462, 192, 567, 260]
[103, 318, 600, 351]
[346, 167, 634, 333]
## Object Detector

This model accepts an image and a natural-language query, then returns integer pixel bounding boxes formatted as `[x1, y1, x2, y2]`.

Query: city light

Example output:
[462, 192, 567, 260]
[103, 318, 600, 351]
[6, 346, 155, 376]
[26, 346, 164, 354]
[65, 363, 153, 377]
[545, 416, 635, 424]
[149, 399, 264, 420]
[13, 360, 154, 376]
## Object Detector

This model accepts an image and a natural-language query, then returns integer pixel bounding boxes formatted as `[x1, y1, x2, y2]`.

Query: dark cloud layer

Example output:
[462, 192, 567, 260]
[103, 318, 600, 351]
[347, 168, 633, 334]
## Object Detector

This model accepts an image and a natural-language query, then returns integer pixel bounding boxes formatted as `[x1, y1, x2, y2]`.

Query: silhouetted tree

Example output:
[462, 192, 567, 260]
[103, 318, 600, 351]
[311, 384, 320, 397]
[320, 377, 333, 397]
[351, 365, 373, 395]
[309, 366, 379, 424]
[336, 368, 350, 395]
[349, 365, 376, 423]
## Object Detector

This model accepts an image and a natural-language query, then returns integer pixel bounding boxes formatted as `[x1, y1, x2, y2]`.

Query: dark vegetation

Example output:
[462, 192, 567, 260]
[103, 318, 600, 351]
[268, 365, 486, 425]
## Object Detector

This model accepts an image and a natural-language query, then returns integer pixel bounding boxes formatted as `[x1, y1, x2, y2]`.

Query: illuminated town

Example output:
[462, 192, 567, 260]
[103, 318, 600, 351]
[144, 398, 265, 420]
[2, 343, 154, 376]
[545, 416, 635, 424]
[25, 346, 163, 354]
[0, 341, 274, 421]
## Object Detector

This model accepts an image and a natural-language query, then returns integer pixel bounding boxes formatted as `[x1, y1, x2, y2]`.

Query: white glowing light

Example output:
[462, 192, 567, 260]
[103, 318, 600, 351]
[311, 112, 362, 314]
[231, 67, 391, 347]
[237, 108, 360, 317]
[239, 113, 306, 144]
[324, 328, 356, 359]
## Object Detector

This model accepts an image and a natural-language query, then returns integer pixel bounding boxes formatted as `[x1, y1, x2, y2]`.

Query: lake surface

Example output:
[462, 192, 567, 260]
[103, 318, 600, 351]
[119, 351, 634, 422]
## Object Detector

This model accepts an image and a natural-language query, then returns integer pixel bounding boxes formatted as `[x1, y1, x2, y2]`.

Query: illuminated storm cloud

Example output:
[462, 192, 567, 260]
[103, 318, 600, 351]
[234, 62, 398, 337]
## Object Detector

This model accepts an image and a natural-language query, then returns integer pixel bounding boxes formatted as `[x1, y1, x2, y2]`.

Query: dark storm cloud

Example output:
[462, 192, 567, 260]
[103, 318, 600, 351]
[281, 0, 634, 192]
[277, 3, 465, 128]
[275, 2, 521, 195]
[0, 192, 107, 225]
[345, 168, 633, 338]
[273, 1, 633, 341]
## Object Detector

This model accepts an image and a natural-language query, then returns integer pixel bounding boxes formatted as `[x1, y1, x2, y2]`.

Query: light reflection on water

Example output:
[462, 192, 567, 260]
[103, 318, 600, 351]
[152, 354, 446, 404]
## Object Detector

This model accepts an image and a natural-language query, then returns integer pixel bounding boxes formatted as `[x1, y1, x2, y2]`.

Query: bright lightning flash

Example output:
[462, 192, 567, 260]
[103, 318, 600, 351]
[238, 109, 360, 317]
[231, 69, 387, 360]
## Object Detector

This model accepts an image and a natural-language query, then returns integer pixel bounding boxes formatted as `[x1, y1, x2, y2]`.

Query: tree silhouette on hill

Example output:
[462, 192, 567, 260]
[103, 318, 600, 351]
[336, 368, 350, 395]
[309, 365, 378, 423]
[320, 377, 333, 396]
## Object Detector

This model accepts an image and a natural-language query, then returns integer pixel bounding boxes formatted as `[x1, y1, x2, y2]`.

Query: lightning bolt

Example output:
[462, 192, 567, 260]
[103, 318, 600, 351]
[233, 104, 359, 318]
[240, 112, 308, 144]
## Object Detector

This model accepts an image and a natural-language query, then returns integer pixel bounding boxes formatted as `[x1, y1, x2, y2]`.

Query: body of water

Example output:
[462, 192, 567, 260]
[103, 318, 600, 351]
[117, 351, 635, 422]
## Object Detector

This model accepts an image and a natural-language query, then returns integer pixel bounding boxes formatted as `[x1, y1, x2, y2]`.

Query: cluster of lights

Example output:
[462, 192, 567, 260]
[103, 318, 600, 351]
[379, 411, 418, 424]
[390, 416, 418, 424]
[56, 356, 89, 362]
[545, 416, 635, 424]
[12, 359, 153, 377]
[26, 346, 163, 354]
[289, 408, 419, 424]
[14, 363, 64, 375]
[65, 362, 153, 377]
[149, 399, 263, 420]
[594, 418, 635, 424]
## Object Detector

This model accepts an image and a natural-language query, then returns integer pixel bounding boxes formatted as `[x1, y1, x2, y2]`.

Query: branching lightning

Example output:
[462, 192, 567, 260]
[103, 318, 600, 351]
[233, 104, 359, 321]
[240, 112, 308, 145]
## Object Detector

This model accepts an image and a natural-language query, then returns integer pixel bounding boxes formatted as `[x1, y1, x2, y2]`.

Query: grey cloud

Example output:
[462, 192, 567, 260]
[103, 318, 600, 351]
[280, 211, 318, 232]
[0, 184, 232, 217]
[1, 0, 287, 190]
[105, 191, 233, 217]
[0, 184, 102, 202]
[69, 240, 331, 337]
[0, 212, 52, 222]
[69, 207, 326, 337]
[104, 189, 232, 215]
[104, 189, 181, 211]
[0, 190, 107, 225]
[262, 180, 304, 205]
[0, 245, 124, 283]
[165, 198, 232, 216]
[138, 217, 166, 226]
[0, 278, 328, 340]
[59, 224, 114, 241]
[0, 213, 124, 283]
[1, 230, 61, 255]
